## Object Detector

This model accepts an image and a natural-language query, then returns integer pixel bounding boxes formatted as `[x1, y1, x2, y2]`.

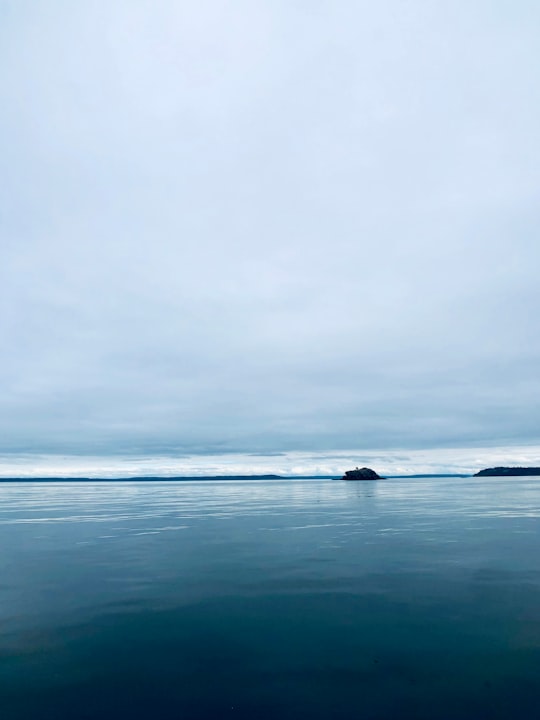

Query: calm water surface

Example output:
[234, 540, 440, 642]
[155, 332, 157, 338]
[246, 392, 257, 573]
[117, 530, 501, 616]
[0, 477, 539, 719]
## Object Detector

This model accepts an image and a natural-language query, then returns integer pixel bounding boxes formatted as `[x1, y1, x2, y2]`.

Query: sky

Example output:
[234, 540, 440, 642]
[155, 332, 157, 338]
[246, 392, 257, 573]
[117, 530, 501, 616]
[1, 1, 539, 473]
[1, 446, 540, 479]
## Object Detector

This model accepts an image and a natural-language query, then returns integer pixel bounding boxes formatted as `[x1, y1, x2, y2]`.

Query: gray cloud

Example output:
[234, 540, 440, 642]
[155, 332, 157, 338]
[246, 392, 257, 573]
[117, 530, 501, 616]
[1, 1, 539, 457]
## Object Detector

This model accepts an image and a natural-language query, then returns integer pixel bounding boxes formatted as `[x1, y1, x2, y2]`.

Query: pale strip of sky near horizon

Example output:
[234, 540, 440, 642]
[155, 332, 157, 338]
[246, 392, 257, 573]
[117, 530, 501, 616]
[1, 445, 540, 478]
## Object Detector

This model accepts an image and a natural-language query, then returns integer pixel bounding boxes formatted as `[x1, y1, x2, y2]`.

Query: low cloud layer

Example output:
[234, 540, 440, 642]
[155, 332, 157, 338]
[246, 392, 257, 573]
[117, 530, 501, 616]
[2, 446, 540, 479]
[1, 2, 539, 457]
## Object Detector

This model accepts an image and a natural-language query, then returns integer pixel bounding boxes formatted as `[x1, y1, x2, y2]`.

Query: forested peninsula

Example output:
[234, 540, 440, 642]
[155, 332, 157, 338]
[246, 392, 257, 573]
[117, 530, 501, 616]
[474, 467, 540, 477]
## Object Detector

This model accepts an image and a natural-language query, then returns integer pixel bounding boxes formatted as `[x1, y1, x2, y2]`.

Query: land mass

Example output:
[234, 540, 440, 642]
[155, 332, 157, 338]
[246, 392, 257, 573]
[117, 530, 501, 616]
[341, 467, 383, 480]
[474, 467, 540, 477]
[0, 474, 284, 482]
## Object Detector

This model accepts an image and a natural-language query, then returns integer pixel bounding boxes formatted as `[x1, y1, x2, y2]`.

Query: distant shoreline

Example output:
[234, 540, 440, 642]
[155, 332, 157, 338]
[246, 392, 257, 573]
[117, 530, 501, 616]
[0, 473, 472, 482]
[473, 467, 540, 477]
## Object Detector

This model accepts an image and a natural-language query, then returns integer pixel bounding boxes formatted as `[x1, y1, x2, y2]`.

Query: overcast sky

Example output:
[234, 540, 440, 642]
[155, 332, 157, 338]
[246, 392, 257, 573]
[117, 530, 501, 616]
[1, 1, 539, 463]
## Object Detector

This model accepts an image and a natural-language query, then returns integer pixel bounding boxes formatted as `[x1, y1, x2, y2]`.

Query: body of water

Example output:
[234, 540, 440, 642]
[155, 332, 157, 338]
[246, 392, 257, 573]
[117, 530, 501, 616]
[0, 476, 539, 719]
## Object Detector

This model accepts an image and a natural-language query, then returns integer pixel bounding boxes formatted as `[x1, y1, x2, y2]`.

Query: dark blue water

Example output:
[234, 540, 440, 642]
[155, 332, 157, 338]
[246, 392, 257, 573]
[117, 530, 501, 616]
[1, 477, 539, 719]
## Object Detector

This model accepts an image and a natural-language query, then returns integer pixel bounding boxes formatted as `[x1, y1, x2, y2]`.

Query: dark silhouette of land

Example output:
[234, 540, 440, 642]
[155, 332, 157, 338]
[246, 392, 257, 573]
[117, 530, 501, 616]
[474, 467, 540, 477]
[0, 475, 284, 482]
[341, 467, 383, 480]
[0, 473, 476, 482]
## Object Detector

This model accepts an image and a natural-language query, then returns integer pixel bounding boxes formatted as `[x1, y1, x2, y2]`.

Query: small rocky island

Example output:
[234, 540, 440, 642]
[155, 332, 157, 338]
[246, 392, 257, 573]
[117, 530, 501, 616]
[341, 467, 383, 480]
[474, 467, 540, 477]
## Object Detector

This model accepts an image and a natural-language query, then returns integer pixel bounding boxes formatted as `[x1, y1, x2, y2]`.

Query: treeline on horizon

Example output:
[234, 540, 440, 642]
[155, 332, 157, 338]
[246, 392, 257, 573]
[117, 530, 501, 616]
[1, 467, 539, 482]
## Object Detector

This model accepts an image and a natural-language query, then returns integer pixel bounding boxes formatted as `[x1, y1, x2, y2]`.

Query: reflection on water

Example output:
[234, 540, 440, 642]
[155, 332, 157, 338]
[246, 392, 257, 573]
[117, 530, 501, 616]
[0, 477, 539, 719]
